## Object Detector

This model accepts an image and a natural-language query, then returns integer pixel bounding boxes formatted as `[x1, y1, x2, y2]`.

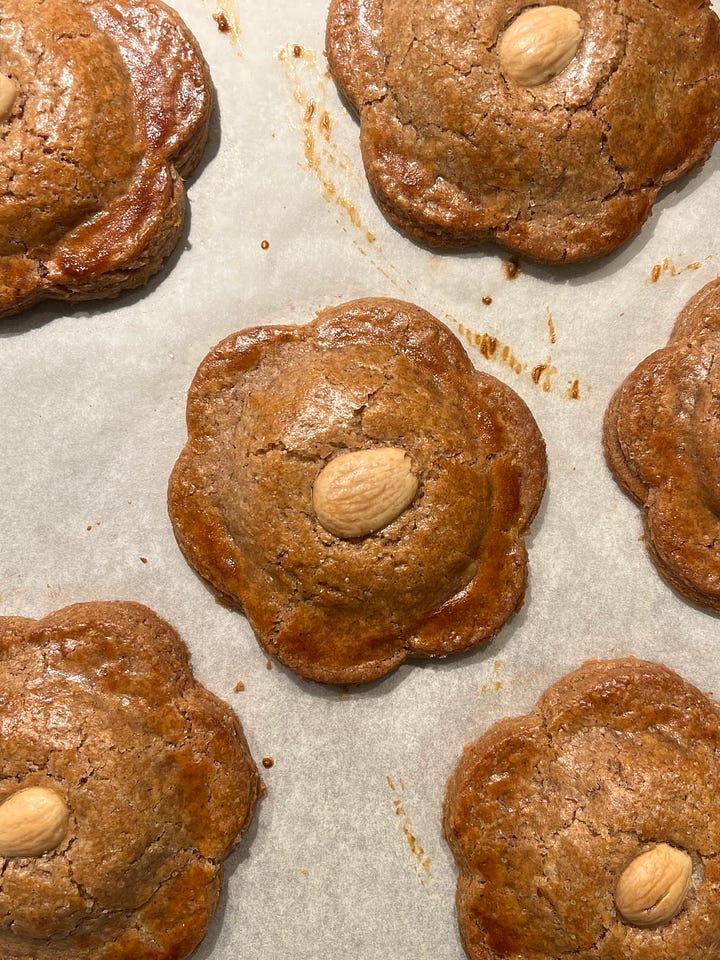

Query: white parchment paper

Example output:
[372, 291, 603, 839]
[2, 1, 720, 957]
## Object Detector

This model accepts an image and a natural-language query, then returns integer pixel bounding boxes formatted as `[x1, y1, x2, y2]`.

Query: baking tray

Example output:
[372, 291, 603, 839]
[2, 1, 720, 956]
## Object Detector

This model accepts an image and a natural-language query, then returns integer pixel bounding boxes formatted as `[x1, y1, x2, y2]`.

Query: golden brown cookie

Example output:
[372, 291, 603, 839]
[0, 600, 262, 960]
[0, 0, 212, 318]
[168, 297, 547, 685]
[603, 277, 720, 610]
[444, 657, 720, 959]
[326, 0, 720, 263]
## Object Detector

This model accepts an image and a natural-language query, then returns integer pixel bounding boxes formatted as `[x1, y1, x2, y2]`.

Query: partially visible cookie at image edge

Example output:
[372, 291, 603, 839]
[604, 276, 720, 610]
[0, 0, 212, 319]
[444, 657, 720, 959]
[326, 0, 720, 264]
[168, 297, 547, 685]
[0, 600, 262, 960]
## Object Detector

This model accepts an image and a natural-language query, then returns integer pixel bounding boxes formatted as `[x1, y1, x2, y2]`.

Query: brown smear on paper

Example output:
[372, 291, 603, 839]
[279, 43, 412, 296]
[208, 1, 241, 47]
[453, 319, 583, 399]
[547, 309, 557, 344]
[648, 257, 708, 284]
[565, 379, 581, 400]
[386, 776, 431, 884]
[0, 586, 19, 606]
[279, 45, 372, 242]
[480, 659, 540, 695]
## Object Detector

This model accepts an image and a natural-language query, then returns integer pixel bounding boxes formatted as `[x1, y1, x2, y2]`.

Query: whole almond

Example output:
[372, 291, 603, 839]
[0, 786, 70, 858]
[313, 447, 419, 539]
[615, 843, 693, 927]
[498, 5, 583, 87]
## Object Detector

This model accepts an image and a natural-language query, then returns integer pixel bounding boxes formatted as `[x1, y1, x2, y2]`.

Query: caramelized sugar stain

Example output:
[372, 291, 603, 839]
[452, 316, 583, 398]
[565, 379, 581, 400]
[531, 361, 553, 386]
[479, 659, 539, 695]
[207, 1, 241, 47]
[279, 43, 416, 295]
[386, 776, 431, 882]
[279, 43, 376, 246]
[547, 308, 556, 344]
[648, 257, 708, 283]
[454, 320, 580, 397]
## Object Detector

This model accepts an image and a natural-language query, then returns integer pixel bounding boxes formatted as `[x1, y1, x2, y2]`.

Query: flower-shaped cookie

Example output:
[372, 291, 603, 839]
[444, 657, 720, 959]
[604, 277, 720, 610]
[326, 0, 720, 263]
[168, 298, 547, 685]
[0, 0, 211, 318]
[0, 601, 262, 960]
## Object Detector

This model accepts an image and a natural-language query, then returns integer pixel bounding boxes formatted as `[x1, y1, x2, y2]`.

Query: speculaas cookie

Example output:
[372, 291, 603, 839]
[0, 600, 262, 960]
[168, 297, 547, 685]
[604, 277, 720, 610]
[444, 657, 720, 959]
[0, 0, 212, 318]
[326, 0, 720, 263]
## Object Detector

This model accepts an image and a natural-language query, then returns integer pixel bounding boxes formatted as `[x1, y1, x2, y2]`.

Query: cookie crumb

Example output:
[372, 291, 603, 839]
[292, 43, 303, 58]
[213, 10, 230, 32]
[265, 659, 273, 670]
[482, 296, 492, 306]
[503, 257, 520, 280]
[262, 756, 274, 769]
[234, 680, 245, 692]
[139, 557, 148, 564]
[260, 240, 270, 250]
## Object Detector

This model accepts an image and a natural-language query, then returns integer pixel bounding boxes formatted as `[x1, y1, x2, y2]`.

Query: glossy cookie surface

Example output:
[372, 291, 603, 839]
[326, 0, 720, 262]
[0, 0, 212, 317]
[0, 601, 262, 960]
[604, 277, 720, 610]
[168, 297, 547, 684]
[444, 658, 720, 959]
